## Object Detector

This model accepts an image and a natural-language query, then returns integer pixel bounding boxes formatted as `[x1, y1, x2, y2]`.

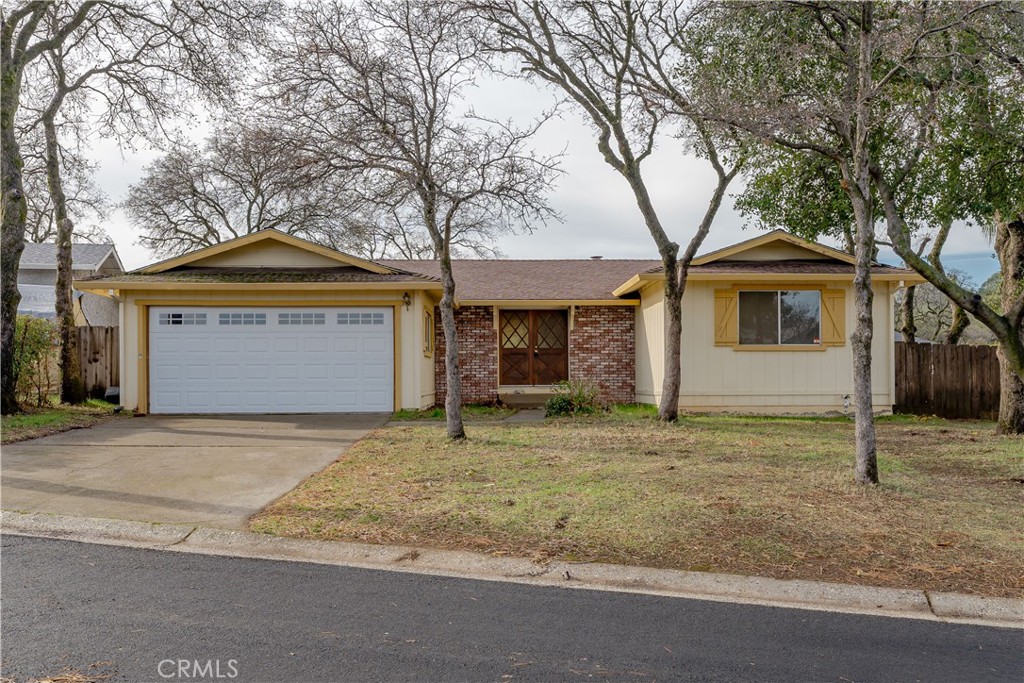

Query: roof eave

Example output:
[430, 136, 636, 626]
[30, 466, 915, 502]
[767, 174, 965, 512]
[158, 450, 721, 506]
[612, 273, 661, 297]
[73, 279, 443, 292]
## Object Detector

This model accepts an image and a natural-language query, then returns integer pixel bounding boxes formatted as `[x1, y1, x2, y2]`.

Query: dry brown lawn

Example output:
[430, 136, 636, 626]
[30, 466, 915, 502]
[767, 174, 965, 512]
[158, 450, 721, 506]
[250, 410, 1024, 598]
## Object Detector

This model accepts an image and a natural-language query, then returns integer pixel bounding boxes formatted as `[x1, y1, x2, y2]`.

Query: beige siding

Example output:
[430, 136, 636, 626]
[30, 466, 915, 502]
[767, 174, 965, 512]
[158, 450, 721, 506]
[719, 243, 832, 262]
[118, 288, 430, 412]
[190, 240, 345, 268]
[638, 279, 897, 414]
[634, 283, 664, 404]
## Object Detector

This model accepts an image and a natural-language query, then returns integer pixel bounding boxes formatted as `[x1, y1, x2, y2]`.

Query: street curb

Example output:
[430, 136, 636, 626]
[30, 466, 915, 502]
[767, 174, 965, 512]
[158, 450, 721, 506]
[3, 509, 1021, 629]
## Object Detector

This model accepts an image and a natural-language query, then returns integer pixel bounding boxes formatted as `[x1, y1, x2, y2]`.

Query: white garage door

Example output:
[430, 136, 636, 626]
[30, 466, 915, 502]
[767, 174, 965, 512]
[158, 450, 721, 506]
[148, 307, 394, 414]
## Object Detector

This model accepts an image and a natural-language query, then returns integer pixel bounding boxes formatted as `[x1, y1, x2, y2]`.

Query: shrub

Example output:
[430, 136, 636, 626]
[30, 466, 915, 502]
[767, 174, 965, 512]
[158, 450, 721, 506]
[13, 315, 59, 408]
[544, 379, 604, 417]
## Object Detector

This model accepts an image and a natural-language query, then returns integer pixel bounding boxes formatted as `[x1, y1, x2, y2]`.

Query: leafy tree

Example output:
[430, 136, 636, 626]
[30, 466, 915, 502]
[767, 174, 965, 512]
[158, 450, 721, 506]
[692, 1, 1024, 481]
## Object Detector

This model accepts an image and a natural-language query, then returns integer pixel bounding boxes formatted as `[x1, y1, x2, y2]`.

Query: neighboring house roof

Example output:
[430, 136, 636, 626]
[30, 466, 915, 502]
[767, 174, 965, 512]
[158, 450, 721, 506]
[379, 259, 662, 301]
[16, 284, 57, 319]
[20, 242, 122, 271]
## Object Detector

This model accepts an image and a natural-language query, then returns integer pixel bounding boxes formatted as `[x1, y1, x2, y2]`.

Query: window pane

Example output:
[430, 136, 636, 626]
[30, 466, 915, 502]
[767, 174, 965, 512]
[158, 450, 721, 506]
[739, 291, 779, 345]
[780, 291, 820, 344]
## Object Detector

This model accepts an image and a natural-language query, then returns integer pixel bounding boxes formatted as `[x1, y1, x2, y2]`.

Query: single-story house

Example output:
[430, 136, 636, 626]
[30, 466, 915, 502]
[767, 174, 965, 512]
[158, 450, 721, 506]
[18, 242, 124, 326]
[74, 228, 923, 415]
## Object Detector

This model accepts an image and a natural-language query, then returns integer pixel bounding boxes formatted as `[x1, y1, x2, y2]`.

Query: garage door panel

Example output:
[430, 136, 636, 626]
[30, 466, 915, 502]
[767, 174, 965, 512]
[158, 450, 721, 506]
[149, 307, 394, 414]
[274, 364, 301, 380]
[244, 338, 271, 353]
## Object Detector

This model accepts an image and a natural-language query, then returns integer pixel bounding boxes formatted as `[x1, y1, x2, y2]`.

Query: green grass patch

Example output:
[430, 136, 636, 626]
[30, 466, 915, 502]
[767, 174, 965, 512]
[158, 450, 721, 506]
[1, 399, 122, 444]
[252, 414, 1024, 598]
[391, 404, 517, 421]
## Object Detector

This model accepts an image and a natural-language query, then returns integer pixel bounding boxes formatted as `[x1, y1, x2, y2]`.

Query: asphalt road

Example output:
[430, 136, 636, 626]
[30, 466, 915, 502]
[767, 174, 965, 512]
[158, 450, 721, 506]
[1, 535, 1020, 683]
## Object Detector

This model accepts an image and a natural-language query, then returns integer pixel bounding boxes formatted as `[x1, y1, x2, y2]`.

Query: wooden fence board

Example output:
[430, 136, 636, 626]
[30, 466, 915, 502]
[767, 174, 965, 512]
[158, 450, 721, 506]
[77, 326, 118, 397]
[894, 342, 1000, 420]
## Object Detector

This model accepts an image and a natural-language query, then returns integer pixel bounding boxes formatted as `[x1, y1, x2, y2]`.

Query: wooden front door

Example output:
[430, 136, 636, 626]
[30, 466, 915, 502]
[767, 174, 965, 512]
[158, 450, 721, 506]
[500, 310, 569, 386]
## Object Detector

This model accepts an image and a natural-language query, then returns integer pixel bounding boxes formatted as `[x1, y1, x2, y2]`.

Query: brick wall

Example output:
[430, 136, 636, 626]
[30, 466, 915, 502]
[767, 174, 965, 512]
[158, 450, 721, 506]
[569, 306, 635, 404]
[434, 304, 636, 406]
[435, 306, 498, 405]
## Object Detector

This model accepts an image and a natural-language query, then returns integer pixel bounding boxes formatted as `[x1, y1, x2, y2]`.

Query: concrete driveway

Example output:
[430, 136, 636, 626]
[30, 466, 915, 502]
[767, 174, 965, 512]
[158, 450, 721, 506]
[0, 414, 386, 529]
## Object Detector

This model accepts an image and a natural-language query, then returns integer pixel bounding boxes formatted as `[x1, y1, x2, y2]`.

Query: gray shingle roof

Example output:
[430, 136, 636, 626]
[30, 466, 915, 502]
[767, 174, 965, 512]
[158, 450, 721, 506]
[20, 243, 117, 270]
[378, 259, 662, 300]
[78, 266, 437, 285]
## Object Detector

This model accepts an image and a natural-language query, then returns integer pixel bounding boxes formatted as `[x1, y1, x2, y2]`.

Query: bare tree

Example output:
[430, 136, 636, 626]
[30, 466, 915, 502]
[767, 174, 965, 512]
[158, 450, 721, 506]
[2, 1, 98, 415]
[19, 129, 108, 244]
[474, 0, 741, 422]
[2, 0, 274, 413]
[126, 123, 350, 257]
[124, 122, 506, 260]
[268, 0, 559, 439]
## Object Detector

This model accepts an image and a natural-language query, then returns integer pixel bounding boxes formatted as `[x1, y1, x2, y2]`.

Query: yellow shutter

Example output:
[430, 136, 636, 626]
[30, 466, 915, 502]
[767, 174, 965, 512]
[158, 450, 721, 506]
[821, 289, 846, 346]
[714, 289, 739, 346]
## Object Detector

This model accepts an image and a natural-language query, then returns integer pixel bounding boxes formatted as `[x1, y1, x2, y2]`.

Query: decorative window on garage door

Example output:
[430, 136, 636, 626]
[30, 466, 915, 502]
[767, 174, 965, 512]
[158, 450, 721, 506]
[279, 312, 325, 325]
[159, 312, 207, 326]
[338, 312, 386, 325]
[218, 312, 266, 325]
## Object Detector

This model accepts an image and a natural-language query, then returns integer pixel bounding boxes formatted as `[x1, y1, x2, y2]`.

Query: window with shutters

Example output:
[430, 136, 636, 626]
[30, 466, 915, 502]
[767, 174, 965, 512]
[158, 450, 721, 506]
[715, 286, 845, 349]
[738, 290, 820, 345]
[423, 308, 434, 356]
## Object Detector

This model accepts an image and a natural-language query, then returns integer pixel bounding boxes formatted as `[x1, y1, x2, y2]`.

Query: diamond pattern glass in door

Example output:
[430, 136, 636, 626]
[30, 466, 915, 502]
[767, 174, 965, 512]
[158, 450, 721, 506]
[532, 310, 568, 385]
[500, 311, 531, 385]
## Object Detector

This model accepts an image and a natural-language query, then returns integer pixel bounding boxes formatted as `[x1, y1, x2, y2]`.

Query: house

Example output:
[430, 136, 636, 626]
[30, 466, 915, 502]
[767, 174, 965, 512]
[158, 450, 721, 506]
[18, 242, 124, 326]
[73, 229, 923, 415]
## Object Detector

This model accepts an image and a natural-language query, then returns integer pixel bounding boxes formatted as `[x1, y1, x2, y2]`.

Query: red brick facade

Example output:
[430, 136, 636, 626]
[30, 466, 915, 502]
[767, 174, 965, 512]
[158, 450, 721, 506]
[434, 305, 635, 406]
[568, 306, 635, 404]
[435, 306, 499, 405]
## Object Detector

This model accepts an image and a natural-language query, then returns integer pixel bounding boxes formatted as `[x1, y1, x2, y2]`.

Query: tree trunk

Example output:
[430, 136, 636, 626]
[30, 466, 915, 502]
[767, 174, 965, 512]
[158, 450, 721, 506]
[900, 285, 917, 344]
[997, 336, 1024, 435]
[438, 249, 466, 440]
[659, 251, 682, 422]
[1, 57, 27, 415]
[849, 196, 878, 484]
[944, 305, 969, 345]
[849, 1, 878, 484]
[43, 116, 85, 404]
[995, 214, 1024, 434]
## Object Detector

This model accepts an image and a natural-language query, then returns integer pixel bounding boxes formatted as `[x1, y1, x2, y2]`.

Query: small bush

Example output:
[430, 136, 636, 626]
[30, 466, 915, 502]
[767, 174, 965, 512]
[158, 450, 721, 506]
[545, 379, 604, 417]
[13, 315, 59, 408]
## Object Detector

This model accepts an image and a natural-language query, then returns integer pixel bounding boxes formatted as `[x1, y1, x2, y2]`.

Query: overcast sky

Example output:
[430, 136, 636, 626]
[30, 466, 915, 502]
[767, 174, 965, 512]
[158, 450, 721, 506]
[88, 72, 1000, 285]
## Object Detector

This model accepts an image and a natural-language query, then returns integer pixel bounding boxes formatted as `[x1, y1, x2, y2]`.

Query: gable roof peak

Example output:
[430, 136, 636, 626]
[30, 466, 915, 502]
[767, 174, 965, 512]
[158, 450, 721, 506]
[691, 229, 857, 267]
[137, 229, 398, 275]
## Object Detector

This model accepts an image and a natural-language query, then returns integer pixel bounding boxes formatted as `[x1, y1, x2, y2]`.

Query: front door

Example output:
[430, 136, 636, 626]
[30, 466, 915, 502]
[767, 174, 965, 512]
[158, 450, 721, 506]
[499, 310, 568, 386]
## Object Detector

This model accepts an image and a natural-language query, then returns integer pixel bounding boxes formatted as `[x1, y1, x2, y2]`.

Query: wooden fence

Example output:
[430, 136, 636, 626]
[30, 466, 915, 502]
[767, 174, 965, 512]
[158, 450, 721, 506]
[894, 342, 1000, 420]
[77, 326, 118, 398]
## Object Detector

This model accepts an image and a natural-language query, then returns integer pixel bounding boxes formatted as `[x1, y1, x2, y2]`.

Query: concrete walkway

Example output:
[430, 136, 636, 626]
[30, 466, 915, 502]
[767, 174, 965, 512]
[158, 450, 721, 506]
[0, 414, 386, 529]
